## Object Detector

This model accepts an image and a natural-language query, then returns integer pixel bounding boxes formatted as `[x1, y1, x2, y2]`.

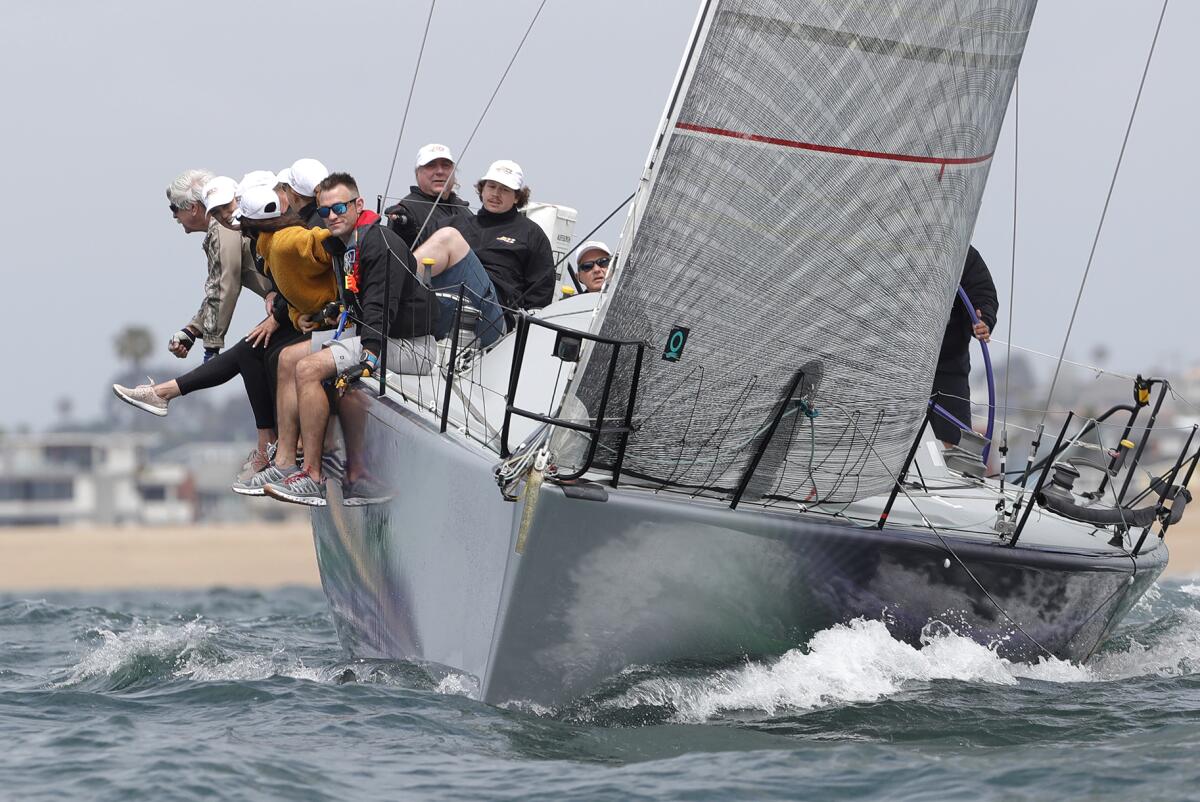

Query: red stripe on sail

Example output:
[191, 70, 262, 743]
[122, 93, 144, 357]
[675, 122, 992, 168]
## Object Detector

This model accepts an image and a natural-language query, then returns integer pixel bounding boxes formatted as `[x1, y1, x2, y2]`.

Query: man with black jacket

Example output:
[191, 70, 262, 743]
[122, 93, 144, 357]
[384, 143, 473, 248]
[931, 245, 998, 446]
[449, 159, 555, 318]
[263, 172, 439, 506]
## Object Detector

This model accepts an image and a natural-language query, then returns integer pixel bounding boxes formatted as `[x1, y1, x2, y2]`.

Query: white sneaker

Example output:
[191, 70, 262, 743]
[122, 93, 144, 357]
[112, 383, 169, 417]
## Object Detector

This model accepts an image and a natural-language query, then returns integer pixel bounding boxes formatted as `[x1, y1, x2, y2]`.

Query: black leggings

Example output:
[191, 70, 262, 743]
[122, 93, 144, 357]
[175, 325, 305, 430]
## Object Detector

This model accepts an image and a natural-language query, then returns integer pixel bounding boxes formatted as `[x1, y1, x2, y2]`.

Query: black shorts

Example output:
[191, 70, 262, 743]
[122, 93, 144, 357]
[930, 370, 971, 445]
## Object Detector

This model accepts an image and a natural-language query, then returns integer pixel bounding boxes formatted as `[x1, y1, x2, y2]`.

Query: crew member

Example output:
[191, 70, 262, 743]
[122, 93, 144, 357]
[163, 168, 269, 363]
[449, 159, 555, 319]
[261, 173, 439, 506]
[574, 240, 612, 293]
[385, 143, 473, 248]
[931, 245, 998, 447]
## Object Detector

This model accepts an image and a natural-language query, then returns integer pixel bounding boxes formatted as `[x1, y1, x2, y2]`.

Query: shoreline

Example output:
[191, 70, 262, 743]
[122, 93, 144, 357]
[0, 521, 320, 594]
[0, 518, 1198, 595]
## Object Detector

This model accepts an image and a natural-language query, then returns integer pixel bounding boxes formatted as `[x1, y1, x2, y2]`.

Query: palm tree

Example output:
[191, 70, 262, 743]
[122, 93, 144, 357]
[113, 325, 155, 372]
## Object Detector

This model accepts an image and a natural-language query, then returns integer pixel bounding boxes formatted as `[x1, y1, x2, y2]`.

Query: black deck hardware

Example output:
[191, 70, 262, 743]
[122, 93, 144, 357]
[500, 314, 644, 484]
[1010, 411, 1074, 548]
[877, 413, 931, 530]
[729, 369, 807, 511]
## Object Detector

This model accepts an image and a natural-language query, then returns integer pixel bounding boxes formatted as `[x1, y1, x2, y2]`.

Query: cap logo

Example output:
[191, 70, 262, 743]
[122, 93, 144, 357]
[264, 202, 277, 213]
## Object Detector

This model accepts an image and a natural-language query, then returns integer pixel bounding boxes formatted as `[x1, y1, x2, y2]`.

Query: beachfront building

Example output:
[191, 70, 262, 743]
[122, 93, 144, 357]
[0, 432, 193, 527]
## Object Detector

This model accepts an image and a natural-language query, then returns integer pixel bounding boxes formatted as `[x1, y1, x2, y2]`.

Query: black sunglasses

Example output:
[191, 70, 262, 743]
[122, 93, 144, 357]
[578, 256, 612, 272]
[169, 203, 180, 214]
[317, 197, 360, 218]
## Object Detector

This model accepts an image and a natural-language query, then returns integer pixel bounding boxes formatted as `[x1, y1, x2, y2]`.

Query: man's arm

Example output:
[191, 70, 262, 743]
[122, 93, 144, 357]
[961, 246, 999, 330]
[520, 226, 556, 309]
[200, 225, 253, 351]
[356, 227, 403, 356]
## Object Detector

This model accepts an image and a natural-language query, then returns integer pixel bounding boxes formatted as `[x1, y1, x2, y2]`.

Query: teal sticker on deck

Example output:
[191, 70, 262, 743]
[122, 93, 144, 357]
[662, 326, 689, 362]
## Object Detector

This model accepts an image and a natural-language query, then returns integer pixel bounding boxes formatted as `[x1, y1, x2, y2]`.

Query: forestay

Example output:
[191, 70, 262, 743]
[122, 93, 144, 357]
[567, 0, 1036, 503]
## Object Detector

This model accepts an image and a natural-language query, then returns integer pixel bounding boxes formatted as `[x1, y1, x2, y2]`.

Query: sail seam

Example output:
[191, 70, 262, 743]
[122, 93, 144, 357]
[675, 122, 993, 167]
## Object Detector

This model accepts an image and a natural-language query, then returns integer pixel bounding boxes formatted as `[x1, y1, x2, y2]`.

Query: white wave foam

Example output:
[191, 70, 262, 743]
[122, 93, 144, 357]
[57, 620, 216, 687]
[606, 601, 1200, 722]
[1091, 607, 1200, 680]
[434, 672, 479, 698]
[608, 619, 1094, 722]
[175, 647, 324, 684]
[57, 620, 328, 687]
[1180, 583, 1200, 598]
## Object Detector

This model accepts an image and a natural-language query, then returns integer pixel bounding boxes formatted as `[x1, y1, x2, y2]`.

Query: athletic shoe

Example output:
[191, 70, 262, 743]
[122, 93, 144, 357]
[263, 471, 328, 507]
[342, 476, 394, 507]
[112, 383, 169, 417]
[232, 462, 298, 497]
[236, 447, 272, 483]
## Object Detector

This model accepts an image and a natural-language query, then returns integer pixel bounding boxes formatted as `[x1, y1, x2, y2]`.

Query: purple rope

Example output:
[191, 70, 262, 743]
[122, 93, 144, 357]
[954, 286, 996, 463]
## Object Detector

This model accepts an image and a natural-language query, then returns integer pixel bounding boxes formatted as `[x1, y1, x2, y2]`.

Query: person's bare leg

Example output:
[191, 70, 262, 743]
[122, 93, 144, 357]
[274, 340, 310, 468]
[256, 428, 276, 453]
[295, 350, 338, 481]
[412, 227, 471, 276]
[150, 380, 181, 400]
[339, 389, 370, 483]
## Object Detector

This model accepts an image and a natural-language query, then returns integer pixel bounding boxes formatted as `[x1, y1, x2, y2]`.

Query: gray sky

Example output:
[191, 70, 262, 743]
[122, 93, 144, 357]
[1, 1, 1195, 432]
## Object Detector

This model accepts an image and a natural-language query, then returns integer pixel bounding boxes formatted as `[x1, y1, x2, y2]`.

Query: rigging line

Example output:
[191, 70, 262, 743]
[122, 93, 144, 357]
[988, 339, 1136, 381]
[1002, 77, 1018, 449]
[410, 0, 550, 249]
[842, 413, 1056, 660]
[381, 0, 438, 210]
[1036, 0, 1171, 430]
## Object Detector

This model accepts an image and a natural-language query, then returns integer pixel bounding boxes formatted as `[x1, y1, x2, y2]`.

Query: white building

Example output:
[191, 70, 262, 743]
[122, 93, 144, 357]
[0, 432, 193, 526]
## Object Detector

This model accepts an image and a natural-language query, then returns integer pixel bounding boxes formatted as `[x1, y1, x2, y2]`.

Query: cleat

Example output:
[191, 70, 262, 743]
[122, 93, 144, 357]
[112, 383, 169, 417]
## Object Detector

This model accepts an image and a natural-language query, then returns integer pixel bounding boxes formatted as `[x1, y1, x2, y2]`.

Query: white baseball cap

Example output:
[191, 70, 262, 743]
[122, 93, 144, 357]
[237, 170, 279, 195]
[415, 143, 455, 168]
[281, 158, 329, 197]
[200, 176, 238, 213]
[238, 184, 283, 220]
[480, 159, 524, 191]
[575, 240, 612, 268]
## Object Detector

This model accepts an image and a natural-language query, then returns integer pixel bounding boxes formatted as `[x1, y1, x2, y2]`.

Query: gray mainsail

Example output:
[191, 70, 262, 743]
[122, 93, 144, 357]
[569, 0, 1036, 503]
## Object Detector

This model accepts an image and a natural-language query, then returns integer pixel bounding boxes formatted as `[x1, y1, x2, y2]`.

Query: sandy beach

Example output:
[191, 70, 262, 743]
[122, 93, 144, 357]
[0, 521, 320, 593]
[1, 518, 1198, 594]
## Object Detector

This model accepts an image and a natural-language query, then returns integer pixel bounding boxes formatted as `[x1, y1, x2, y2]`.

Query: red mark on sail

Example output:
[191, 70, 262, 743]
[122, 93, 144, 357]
[676, 122, 991, 172]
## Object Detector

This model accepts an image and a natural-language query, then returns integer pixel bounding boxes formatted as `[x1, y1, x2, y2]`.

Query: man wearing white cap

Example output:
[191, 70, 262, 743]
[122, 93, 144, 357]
[161, 169, 268, 363]
[277, 157, 330, 227]
[447, 158, 555, 318]
[574, 241, 613, 294]
[384, 143, 472, 248]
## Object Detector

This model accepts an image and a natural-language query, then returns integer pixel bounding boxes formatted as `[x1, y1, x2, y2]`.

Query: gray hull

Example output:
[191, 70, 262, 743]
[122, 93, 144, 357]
[310, 388, 1166, 708]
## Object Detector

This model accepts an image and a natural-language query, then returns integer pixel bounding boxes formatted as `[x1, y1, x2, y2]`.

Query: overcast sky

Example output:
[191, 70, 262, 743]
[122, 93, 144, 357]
[1, 1, 1195, 432]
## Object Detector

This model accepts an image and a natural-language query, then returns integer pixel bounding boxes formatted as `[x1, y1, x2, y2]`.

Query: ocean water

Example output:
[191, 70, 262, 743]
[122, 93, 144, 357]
[2, 582, 1199, 801]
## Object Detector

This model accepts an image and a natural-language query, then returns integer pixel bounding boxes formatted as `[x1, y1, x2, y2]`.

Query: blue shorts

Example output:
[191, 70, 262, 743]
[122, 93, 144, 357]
[431, 250, 505, 347]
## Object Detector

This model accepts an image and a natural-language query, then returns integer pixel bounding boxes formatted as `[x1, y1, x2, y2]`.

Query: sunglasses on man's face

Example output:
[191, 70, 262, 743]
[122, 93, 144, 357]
[317, 197, 360, 218]
[578, 256, 612, 272]
[169, 203, 180, 214]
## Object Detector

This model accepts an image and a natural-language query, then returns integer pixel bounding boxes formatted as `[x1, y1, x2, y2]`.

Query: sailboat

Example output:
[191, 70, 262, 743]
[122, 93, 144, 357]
[309, 0, 1192, 707]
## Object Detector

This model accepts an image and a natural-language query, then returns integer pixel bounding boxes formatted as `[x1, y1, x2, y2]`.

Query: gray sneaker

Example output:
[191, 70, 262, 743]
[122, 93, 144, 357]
[232, 462, 298, 497]
[342, 476, 394, 507]
[113, 383, 169, 417]
[236, 446, 273, 483]
[264, 470, 328, 507]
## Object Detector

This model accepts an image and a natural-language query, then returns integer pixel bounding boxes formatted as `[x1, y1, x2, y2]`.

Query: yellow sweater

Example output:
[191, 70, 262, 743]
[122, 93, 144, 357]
[257, 226, 338, 329]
